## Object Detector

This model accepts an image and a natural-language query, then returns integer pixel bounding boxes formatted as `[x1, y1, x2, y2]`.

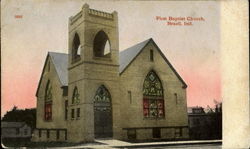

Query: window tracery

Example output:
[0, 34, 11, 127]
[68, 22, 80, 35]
[72, 87, 80, 104]
[94, 85, 111, 111]
[143, 71, 164, 118]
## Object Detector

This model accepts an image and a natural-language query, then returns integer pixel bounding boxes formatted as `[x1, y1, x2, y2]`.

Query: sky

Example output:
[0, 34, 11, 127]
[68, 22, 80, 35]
[1, 0, 221, 116]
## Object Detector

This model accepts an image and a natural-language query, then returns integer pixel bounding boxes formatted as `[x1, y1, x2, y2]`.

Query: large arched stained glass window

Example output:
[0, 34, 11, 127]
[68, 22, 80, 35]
[44, 80, 52, 121]
[143, 71, 164, 118]
[72, 87, 80, 104]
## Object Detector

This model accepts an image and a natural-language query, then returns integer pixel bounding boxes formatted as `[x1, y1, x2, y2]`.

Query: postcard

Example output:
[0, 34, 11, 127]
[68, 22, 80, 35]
[1, 0, 249, 148]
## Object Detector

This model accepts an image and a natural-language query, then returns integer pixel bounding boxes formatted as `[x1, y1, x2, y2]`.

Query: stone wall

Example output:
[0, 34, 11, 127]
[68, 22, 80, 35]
[66, 4, 120, 142]
[119, 41, 189, 140]
[33, 56, 67, 142]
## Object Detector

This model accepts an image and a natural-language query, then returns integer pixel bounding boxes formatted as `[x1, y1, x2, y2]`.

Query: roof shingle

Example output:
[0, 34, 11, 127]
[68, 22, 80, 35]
[119, 38, 151, 73]
[49, 52, 68, 86]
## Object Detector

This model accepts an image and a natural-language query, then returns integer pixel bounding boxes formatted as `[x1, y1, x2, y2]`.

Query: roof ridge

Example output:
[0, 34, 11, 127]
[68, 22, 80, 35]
[48, 51, 68, 55]
[121, 38, 152, 52]
[119, 38, 152, 73]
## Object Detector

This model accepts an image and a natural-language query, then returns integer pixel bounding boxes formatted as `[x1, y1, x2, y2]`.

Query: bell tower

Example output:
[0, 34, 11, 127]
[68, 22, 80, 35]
[68, 3, 119, 66]
[67, 4, 121, 142]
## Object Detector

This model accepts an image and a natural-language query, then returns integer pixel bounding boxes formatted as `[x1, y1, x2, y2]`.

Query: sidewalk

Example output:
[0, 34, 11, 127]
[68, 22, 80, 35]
[61, 139, 222, 149]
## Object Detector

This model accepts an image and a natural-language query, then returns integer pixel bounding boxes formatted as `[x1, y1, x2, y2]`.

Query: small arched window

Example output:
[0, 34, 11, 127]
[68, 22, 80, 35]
[143, 71, 164, 118]
[72, 87, 80, 104]
[93, 31, 111, 58]
[44, 80, 52, 121]
[72, 33, 81, 62]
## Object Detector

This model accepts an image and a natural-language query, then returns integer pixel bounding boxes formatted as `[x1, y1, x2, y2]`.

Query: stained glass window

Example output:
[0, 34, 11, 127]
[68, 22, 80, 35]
[72, 87, 80, 104]
[44, 80, 52, 121]
[94, 85, 111, 111]
[143, 71, 164, 118]
[44, 103, 52, 120]
[45, 81, 52, 101]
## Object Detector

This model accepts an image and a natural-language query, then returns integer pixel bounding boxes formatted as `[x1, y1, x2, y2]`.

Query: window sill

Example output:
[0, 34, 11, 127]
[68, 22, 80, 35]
[45, 100, 53, 104]
[71, 58, 81, 66]
[143, 117, 165, 120]
[93, 56, 112, 61]
[71, 102, 80, 106]
[72, 56, 81, 63]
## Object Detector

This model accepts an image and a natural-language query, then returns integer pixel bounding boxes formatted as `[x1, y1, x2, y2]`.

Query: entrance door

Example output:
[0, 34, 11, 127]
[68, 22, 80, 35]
[94, 85, 113, 138]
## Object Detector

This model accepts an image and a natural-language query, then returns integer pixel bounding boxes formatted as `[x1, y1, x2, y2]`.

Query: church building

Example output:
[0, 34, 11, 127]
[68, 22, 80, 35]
[32, 4, 189, 143]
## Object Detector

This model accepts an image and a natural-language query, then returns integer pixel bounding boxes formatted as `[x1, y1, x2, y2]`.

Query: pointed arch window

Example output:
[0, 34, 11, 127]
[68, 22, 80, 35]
[93, 31, 111, 58]
[44, 80, 52, 121]
[72, 33, 81, 63]
[72, 87, 80, 104]
[94, 85, 111, 111]
[143, 71, 164, 118]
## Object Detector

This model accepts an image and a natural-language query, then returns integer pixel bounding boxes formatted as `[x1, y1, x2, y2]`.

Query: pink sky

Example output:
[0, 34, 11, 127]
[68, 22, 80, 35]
[1, 0, 221, 116]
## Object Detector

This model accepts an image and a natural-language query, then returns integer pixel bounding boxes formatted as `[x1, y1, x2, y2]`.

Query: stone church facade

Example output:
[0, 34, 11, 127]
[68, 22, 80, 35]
[32, 4, 189, 143]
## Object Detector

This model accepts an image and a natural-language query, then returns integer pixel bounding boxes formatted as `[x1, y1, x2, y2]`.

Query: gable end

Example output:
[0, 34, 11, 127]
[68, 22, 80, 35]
[119, 38, 187, 88]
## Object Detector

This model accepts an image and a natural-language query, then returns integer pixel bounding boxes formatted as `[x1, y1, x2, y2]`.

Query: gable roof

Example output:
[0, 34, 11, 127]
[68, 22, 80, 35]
[35, 52, 68, 97]
[119, 38, 187, 88]
[1, 122, 26, 128]
[49, 52, 68, 86]
[119, 38, 151, 73]
[36, 38, 187, 96]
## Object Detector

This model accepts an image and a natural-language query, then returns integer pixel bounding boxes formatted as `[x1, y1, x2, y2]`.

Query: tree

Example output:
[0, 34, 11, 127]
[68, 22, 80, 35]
[1, 106, 36, 130]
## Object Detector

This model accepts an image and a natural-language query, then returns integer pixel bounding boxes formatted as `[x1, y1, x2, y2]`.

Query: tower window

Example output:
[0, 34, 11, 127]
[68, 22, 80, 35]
[150, 50, 154, 61]
[77, 108, 80, 118]
[71, 109, 75, 119]
[93, 30, 111, 58]
[72, 87, 80, 104]
[72, 33, 81, 63]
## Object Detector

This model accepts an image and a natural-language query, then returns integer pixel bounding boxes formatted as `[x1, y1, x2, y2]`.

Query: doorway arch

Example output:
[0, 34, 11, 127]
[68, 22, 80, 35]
[93, 85, 113, 138]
